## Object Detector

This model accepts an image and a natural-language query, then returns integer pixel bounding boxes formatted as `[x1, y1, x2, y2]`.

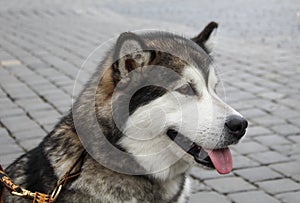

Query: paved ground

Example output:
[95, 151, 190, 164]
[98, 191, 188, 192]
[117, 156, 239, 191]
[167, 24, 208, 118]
[0, 1, 299, 202]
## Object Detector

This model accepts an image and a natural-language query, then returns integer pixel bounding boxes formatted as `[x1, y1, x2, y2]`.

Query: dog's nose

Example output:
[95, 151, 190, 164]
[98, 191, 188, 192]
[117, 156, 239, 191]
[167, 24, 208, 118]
[225, 115, 248, 138]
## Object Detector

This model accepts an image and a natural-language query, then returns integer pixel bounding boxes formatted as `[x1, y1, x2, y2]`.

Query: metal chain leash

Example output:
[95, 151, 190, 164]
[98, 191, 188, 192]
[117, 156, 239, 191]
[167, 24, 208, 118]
[0, 150, 86, 203]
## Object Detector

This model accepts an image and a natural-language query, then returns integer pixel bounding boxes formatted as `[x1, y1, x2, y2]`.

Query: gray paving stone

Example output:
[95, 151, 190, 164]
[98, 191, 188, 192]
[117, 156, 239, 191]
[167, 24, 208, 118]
[290, 174, 300, 182]
[29, 110, 61, 126]
[231, 141, 268, 155]
[21, 56, 44, 66]
[0, 98, 23, 116]
[190, 178, 211, 193]
[0, 107, 25, 117]
[0, 70, 15, 84]
[254, 115, 287, 126]
[226, 91, 256, 103]
[0, 89, 6, 98]
[1, 115, 41, 133]
[0, 142, 23, 155]
[257, 179, 300, 194]
[12, 128, 46, 141]
[229, 191, 281, 203]
[243, 84, 268, 94]
[245, 126, 273, 137]
[276, 191, 300, 203]
[254, 134, 291, 146]
[5, 64, 34, 76]
[244, 98, 278, 112]
[51, 77, 74, 87]
[270, 162, 300, 178]
[0, 98, 17, 109]
[5, 85, 38, 100]
[20, 75, 49, 86]
[248, 151, 290, 165]
[204, 177, 256, 193]
[239, 108, 269, 118]
[36, 68, 62, 79]
[229, 100, 255, 110]
[258, 80, 283, 90]
[287, 134, 300, 143]
[270, 124, 300, 136]
[278, 98, 300, 111]
[190, 166, 233, 180]
[271, 107, 300, 120]
[15, 97, 54, 111]
[232, 155, 260, 169]
[269, 144, 294, 155]
[0, 128, 15, 144]
[31, 83, 60, 94]
[0, 53, 15, 61]
[60, 84, 76, 94]
[290, 152, 300, 161]
[189, 191, 230, 203]
[290, 143, 300, 155]
[0, 152, 24, 168]
[43, 90, 71, 99]
[234, 166, 283, 182]
[258, 91, 286, 100]
[42, 123, 57, 133]
[28, 63, 51, 70]
[287, 117, 300, 127]
[19, 137, 43, 151]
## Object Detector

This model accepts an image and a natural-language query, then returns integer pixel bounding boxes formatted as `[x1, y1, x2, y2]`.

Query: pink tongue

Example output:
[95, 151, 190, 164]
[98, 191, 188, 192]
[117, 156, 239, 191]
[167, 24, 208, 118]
[205, 148, 232, 174]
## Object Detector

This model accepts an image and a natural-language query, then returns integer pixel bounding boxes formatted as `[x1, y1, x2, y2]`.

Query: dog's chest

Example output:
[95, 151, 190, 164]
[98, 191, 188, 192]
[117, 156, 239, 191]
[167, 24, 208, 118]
[59, 158, 191, 202]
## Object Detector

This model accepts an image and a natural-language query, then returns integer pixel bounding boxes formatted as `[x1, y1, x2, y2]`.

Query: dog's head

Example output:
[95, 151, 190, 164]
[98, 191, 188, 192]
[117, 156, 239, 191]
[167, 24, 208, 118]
[97, 22, 247, 179]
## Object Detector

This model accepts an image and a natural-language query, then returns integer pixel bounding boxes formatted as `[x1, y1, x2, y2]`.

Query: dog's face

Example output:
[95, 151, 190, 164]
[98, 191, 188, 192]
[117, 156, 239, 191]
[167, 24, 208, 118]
[107, 22, 247, 179]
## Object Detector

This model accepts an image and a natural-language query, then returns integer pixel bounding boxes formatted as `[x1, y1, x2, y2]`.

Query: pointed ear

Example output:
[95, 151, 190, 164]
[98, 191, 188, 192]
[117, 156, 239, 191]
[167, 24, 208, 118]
[191, 21, 218, 54]
[113, 32, 154, 79]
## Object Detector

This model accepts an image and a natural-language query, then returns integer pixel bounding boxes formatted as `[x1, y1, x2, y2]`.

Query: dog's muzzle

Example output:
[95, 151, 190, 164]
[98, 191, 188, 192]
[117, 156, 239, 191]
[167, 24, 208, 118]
[166, 118, 248, 175]
[166, 129, 214, 168]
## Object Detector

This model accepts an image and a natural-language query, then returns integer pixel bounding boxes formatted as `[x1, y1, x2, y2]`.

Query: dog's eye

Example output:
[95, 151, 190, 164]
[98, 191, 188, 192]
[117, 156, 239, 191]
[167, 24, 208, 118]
[176, 84, 195, 95]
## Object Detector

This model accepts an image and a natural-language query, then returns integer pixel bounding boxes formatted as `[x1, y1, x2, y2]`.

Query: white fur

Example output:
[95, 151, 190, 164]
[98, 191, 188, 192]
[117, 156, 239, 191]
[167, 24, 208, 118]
[177, 176, 191, 203]
[160, 175, 191, 203]
[119, 94, 192, 180]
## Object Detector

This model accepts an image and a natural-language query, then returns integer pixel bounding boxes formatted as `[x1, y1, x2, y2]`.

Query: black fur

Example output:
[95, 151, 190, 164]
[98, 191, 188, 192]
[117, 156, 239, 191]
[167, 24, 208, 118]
[25, 145, 57, 193]
[191, 21, 218, 53]
[129, 85, 167, 115]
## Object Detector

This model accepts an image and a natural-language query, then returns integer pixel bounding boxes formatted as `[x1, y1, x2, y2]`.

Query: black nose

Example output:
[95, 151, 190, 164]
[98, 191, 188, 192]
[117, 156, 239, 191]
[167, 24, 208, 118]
[225, 115, 248, 138]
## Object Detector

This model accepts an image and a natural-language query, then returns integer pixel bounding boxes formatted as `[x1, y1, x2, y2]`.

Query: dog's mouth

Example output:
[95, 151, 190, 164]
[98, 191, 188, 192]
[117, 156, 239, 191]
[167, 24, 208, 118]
[166, 129, 232, 174]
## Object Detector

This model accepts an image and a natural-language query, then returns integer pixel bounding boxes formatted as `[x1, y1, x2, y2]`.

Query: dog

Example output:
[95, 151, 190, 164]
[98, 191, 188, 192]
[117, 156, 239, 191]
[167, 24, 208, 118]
[2, 22, 247, 203]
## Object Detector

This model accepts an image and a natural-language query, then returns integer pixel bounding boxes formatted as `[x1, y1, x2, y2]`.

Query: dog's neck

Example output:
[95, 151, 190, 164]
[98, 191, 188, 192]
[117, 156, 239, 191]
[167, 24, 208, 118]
[43, 116, 192, 202]
[74, 155, 191, 202]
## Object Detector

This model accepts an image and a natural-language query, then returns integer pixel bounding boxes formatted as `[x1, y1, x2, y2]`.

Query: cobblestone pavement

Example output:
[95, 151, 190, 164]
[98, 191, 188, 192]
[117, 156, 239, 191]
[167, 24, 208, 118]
[0, 1, 299, 202]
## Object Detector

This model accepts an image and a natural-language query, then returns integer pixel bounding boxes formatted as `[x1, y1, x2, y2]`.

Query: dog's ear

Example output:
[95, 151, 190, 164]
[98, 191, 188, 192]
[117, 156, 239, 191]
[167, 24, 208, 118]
[113, 32, 154, 79]
[191, 21, 218, 54]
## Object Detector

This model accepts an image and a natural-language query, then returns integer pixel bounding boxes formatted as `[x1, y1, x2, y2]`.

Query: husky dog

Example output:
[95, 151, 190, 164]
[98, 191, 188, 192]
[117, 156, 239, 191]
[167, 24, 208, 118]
[2, 22, 247, 203]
